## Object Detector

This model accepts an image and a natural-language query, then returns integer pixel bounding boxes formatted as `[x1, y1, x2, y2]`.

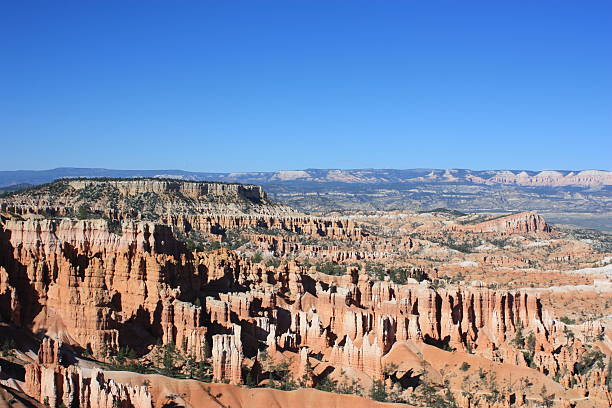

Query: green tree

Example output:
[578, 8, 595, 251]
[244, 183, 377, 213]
[76, 204, 90, 219]
[160, 342, 178, 375]
[315, 376, 337, 392]
[369, 380, 388, 402]
[299, 359, 314, 387]
[335, 370, 363, 396]
[605, 357, 612, 391]
[251, 251, 263, 263]
[526, 332, 536, 351]
[416, 376, 458, 408]
[513, 325, 525, 348]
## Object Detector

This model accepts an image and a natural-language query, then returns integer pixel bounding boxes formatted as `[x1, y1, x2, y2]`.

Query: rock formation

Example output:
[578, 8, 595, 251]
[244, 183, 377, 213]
[448, 211, 552, 234]
[212, 324, 244, 384]
[0, 179, 366, 243]
[24, 337, 153, 408]
[0, 179, 609, 408]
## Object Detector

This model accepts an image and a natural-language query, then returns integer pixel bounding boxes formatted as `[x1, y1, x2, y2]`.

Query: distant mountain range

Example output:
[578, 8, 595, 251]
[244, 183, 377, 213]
[1, 167, 610, 231]
[1, 167, 611, 188]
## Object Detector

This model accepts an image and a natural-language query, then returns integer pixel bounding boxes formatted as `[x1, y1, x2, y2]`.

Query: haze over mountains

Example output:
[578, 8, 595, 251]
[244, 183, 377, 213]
[1, 167, 611, 231]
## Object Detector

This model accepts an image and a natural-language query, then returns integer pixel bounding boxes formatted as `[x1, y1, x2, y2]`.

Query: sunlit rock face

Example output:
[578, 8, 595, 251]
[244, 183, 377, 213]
[0, 179, 610, 408]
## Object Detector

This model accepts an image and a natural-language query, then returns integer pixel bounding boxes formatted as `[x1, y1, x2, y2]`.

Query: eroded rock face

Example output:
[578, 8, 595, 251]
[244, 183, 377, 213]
[0, 219, 205, 356]
[212, 324, 244, 384]
[162, 213, 366, 241]
[0, 179, 367, 242]
[0, 217, 609, 407]
[66, 179, 267, 201]
[448, 211, 552, 234]
[24, 337, 153, 408]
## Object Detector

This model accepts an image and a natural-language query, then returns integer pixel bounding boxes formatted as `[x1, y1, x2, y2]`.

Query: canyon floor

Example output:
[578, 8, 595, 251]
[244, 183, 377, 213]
[0, 178, 610, 407]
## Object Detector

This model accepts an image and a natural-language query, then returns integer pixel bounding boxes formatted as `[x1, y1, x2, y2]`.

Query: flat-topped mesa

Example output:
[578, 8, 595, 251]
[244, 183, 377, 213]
[448, 211, 552, 234]
[0, 178, 283, 219]
[0, 178, 369, 241]
[66, 178, 267, 202]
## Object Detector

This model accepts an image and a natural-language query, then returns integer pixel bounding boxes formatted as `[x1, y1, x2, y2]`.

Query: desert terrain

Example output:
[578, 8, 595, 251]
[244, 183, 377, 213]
[0, 178, 610, 407]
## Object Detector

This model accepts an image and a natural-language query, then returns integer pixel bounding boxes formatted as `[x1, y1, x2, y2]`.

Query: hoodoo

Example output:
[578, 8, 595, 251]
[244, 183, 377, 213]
[0, 179, 610, 407]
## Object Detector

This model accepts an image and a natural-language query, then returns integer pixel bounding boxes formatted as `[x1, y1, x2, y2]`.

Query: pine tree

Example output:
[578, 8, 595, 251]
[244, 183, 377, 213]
[369, 380, 388, 402]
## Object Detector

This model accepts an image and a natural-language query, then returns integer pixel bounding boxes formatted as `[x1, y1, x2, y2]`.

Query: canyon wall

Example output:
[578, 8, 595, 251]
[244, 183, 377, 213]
[1, 218, 609, 407]
[448, 211, 552, 234]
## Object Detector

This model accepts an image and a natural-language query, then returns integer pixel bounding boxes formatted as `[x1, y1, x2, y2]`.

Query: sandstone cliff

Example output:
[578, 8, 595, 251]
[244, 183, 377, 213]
[448, 211, 552, 234]
[0, 185, 610, 408]
[1, 217, 609, 407]
[0, 179, 366, 243]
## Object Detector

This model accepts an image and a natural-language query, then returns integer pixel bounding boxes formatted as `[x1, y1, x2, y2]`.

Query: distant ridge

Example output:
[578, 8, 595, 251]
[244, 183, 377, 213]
[1, 167, 610, 231]
[1, 167, 610, 188]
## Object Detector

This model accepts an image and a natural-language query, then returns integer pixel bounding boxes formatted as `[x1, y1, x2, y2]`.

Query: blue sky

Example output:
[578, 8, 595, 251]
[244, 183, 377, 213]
[1, 1, 611, 172]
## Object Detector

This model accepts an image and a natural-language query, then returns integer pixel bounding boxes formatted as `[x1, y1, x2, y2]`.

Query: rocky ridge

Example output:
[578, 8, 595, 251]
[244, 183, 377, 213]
[2, 170, 610, 231]
[0, 178, 366, 242]
[2, 168, 611, 188]
[448, 211, 552, 234]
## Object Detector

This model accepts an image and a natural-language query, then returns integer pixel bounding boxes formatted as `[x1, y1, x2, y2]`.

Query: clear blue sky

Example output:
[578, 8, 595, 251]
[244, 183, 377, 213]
[1, 1, 611, 172]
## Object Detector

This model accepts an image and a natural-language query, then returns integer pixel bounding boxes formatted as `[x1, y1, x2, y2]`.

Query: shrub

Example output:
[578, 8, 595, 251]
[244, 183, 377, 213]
[563, 326, 575, 341]
[417, 377, 458, 408]
[366, 263, 429, 284]
[104, 217, 122, 235]
[266, 258, 281, 268]
[76, 204, 91, 219]
[268, 360, 297, 391]
[251, 251, 263, 263]
[316, 262, 345, 276]
[560, 316, 576, 325]
[575, 349, 605, 375]
[523, 325, 537, 369]
[335, 370, 363, 396]
[540, 386, 554, 408]
[190, 359, 213, 381]
[526, 332, 536, 352]
[222, 230, 248, 250]
[605, 357, 612, 391]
